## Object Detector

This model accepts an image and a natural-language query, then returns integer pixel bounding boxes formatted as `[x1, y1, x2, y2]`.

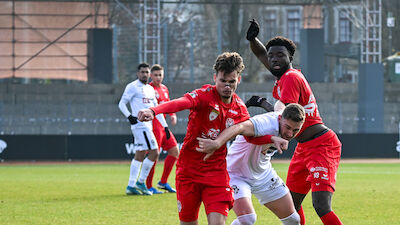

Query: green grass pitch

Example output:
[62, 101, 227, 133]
[1, 161, 399, 224]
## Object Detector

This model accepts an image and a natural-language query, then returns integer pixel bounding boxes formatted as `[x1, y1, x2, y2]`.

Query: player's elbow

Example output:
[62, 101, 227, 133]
[238, 121, 255, 136]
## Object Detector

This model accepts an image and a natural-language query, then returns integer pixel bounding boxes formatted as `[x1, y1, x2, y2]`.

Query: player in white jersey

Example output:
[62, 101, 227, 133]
[197, 103, 305, 225]
[118, 63, 170, 196]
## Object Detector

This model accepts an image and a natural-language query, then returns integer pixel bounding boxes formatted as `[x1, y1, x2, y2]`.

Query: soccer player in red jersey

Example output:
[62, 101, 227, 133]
[138, 52, 285, 225]
[247, 20, 343, 225]
[146, 64, 179, 194]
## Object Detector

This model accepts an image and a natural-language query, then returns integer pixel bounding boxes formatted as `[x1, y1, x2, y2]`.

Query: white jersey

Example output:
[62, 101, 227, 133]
[119, 79, 158, 129]
[227, 111, 281, 181]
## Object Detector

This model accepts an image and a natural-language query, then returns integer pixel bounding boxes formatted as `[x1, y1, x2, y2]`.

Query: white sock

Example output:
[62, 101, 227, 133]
[280, 212, 300, 225]
[230, 219, 241, 225]
[137, 158, 155, 183]
[128, 159, 142, 187]
[231, 213, 257, 225]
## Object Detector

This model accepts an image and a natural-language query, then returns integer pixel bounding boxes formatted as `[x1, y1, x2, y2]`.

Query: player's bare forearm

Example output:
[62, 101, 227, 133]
[196, 120, 254, 152]
[250, 38, 270, 69]
[215, 121, 254, 146]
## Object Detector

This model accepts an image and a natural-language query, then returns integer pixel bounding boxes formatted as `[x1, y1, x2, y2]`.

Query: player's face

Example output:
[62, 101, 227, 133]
[150, 69, 164, 86]
[137, 67, 150, 84]
[267, 46, 292, 78]
[278, 116, 304, 141]
[214, 70, 241, 103]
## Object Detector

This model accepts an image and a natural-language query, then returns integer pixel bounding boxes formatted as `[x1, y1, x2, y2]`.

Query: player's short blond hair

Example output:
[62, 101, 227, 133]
[213, 52, 245, 74]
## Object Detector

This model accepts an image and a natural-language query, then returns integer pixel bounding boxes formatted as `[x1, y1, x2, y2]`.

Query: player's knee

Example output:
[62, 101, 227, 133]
[280, 212, 300, 225]
[236, 213, 257, 225]
[312, 200, 331, 217]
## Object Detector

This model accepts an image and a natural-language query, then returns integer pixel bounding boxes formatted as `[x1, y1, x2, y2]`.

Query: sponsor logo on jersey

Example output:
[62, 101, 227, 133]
[206, 128, 220, 139]
[0, 139, 7, 154]
[310, 166, 328, 173]
[304, 94, 317, 116]
[164, 93, 169, 99]
[142, 98, 151, 104]
[209, 109, 219, 121]
[225, 118, 234, 128]
[321, 173, 329, 180]
[228, 109, 238, 115]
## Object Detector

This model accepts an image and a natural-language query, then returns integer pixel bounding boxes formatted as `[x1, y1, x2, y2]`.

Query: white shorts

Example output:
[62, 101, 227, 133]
[131, 127, 158, 151]
[230, 172, 289, 205]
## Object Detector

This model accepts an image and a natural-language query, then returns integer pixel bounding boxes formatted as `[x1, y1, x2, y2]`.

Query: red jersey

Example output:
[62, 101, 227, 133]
[272, 68, 323, 135]
[178, 85, 250, 186]
[150, 82, 176, 118]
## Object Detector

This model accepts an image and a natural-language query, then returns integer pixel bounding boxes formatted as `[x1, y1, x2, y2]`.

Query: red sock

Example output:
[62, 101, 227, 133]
[146, 161, 157, 188]
[320, 211, 343, 225]
[160, 155, 177, 184]
[297, 206, 305, 225]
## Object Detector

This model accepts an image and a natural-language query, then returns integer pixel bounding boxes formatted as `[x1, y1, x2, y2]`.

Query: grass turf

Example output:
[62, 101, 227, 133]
[1, 161, 399, 224]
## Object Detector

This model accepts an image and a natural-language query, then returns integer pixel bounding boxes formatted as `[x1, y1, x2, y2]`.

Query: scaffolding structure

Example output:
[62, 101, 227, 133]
[139, 0, 161, 65]
[360, 0, 382, 63]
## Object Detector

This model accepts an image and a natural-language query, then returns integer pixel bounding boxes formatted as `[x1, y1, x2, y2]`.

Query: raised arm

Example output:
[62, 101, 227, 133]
[246, 19, 270, 70]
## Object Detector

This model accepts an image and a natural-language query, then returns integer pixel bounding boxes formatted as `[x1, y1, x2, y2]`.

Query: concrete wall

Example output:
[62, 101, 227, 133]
[0, 82, 399, 135]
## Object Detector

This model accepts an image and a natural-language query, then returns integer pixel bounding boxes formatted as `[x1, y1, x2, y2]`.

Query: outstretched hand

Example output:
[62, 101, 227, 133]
[246, 19, 260, 41]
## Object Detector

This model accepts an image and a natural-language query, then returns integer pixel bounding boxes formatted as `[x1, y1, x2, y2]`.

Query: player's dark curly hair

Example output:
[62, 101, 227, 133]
[213, 52, 245, 74]
[265, 36, 297, 57]
[282, 103, 305, 123]
[137, 63, 150, 71]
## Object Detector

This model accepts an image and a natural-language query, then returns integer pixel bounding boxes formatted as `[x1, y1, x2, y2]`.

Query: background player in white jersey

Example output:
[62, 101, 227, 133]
[118, 63, 170, 196]
[197, 103, 305, 225]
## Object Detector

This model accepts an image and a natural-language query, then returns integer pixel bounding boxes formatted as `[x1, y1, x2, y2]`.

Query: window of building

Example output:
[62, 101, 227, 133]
[339, 9, 352, 42]
[262, 10, 277, 41]
[287, 9, 300, 43]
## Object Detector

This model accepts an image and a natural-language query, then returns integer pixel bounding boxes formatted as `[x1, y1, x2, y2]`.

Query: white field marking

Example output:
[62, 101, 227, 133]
[273, 169, 400, 175]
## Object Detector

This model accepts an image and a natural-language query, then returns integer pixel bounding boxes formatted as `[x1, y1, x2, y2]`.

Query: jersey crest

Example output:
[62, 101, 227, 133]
[209, 109, 219, 121]
[225, 118, 234, 128]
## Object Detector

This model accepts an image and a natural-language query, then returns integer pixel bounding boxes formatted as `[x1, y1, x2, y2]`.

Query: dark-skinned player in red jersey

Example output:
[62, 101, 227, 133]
[246, 19, 343, 225]
[138, 52, 287, 225]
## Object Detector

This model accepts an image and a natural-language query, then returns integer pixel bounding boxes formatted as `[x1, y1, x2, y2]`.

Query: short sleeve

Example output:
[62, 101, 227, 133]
[279, 73, 301, 104]
[249, 112, 279, 137]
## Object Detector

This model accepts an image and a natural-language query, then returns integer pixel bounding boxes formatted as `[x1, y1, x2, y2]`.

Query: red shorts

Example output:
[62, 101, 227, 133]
[153, 121, 178, 152]
[176, 178, 234, 222]
[286, 130, 342, 194]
